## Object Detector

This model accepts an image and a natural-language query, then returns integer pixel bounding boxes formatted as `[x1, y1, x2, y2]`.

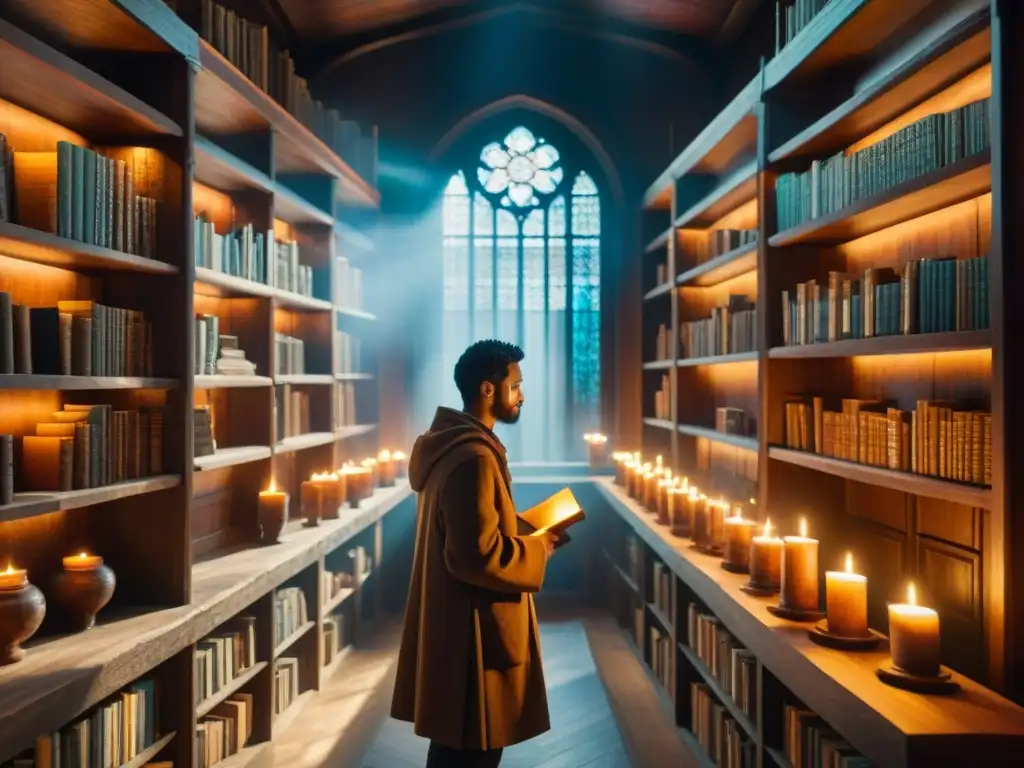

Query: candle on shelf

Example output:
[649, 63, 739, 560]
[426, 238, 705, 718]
[300, 478, 323, 526]
[613, 452, 630, 485]
[62, 552, 102, 571]
[667, 484, 691, 537]
[888, 582, 941, 677]
[258, 481, 288, 543]
[312, 472, 343, 522]
[781, 517, 820, 613]
[707, 500, 729, 555]
[642, 470, 658, 511]
[691, 494, 709, 548]
[584, 433, 609, 468]
[361, 457, 379, 487]
[723, 509, 757, 573]
[655, 477, 673, 525]
[749, 519, 783, 591]
[393, 450, 408, 478]
[825, 552, 869, 638]
[377, 450, 397, 487]
[342, 464, 374, 507]
[0, 564, 27, 591]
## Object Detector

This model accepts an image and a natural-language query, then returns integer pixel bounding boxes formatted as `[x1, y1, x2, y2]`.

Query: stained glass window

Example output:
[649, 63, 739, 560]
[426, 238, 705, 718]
[442, 129, 601, 460]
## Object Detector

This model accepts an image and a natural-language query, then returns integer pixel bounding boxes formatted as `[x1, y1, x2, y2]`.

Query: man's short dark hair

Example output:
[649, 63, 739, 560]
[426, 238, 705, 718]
[454, 340, 524, 406]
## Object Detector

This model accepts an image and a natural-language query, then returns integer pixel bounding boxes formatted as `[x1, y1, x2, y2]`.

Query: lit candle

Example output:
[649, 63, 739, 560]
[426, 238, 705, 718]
[781, 517, 819, 613]
[361, 457, 379, 487]
[723, 510, 757, 572]
[62, 552, 103, 572]
[258, 481, 289, 541]
[0, 563, 28, 590]
[825, 552, 869, 638]
[342, 464, 374, 507]
[642, 471, 658, 511]
[888, 583, 941, 676]
[684, 489, 701, 542]
[750, 519, 783, 590]
[655, 477, 673, 525]
[585, 433, 609, 468]
[300, 478, 323, 526]
[667, 483, 690, 537]
[613, 452, 630, 485]
[393, 450, 408, 478]
[706, 500, 728, 555]
[377, 450, 396, 487]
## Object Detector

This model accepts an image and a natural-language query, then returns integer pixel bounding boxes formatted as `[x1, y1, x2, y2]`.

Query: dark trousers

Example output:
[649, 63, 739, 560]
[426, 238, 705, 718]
[425, 741, 503, 768]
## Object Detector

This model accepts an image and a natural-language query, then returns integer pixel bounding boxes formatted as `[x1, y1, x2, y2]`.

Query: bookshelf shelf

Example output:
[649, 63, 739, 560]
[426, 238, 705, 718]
[0, 474, 182, 524]
[0, 0, 199, 60]
[0, 221, 179, 275]
[275, 432, 337, 454]
[321, 587, 355, 617]
[196, 662, 269, 718]
[643, 418, 674, 431]
[0, 18, 182, 138]
[194, 446, 272, 472]
[596, 479, 1024, 766]
[194, 41, 377, 207]
[274, 184, 334, 226]
[274, 290, 333, 312]
[193, 135, 273, 194]
[645, 228, 671, 253]
[271, 689, 315, 738]
[336, 305, 377, 322]
[768, 446, 992, 508]
[676, 352, 758, 368]
[274, 374, 334, 386]
[334, 372, 375, 382]
[677, 425, 758, 452]
[643, 282, 674, 301]
[121, 731, 176, 768]
[274, 621, 314, 658]
[676, 242, 757, 287]
[769, 151, 991, 246]
[0, 374, 180, 391]
[768, 329, 991, 359]
[674, 160, 758, 229]
[194, 375, 274, 389]
[647, 601, 672, 632]
[335, 424, 378, 441]
[642, 360, 676, 371]
[768, 20, 991, 162]
[194, 267, 277, 300]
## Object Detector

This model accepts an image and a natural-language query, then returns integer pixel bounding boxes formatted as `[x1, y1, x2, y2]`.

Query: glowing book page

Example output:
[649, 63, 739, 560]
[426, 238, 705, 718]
[518, 487, 585, 538]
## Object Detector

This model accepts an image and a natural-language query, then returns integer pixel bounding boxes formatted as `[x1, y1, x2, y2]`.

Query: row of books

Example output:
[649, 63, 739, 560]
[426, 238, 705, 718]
[651, 561, 673, 619]
[776, 97, 991, 232]
[335, 331, 362, 375]
[274, 587, 309, 648]
[195, 617, 258, 707]
[625, 535, 643, 588]
[275, 333, 306, 376]
[323, 616, 346, 667]
[334, 382, 359, 429]
[680, 297, 757, 359]
[194, 216, 270, 285]
[716, 408, 751, 438]
[652, 374, 671, 421]
[774, 0, 832, 56]
[653, 323, 673, 362]
[274, 239, 314, 299]
[322, 568, 356, 607]
[784, 703, 869, 768]
[197, 691, 253, 768]
[782, 255, 990, 346]
[782, 397, 993, 485]
[692, 229, 758, 260]
[653, 261, 670, 288]
[26, 679, 160, 768]
[691, 683, 757, 768]
[335, 258, 364, 310]
[649, 616, 673, 694]
[9, 138, 159, 260]
[276, 385, 310, 441]
[687, 604, 757, 721]
[171, 0, 377, 185]
[0, 296, 152, 378]
[195, 314, 220, 377]
[22, 405, 164, 493]
[274, 657, 300, 718]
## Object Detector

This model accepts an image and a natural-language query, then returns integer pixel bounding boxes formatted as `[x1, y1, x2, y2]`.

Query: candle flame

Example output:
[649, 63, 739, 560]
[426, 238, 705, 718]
[750, 497, 757, 505]
[733, 506, 743, 520]
[907, 582, 917, 606]
[655, 455, 663, 466]
[799, 517, 807, 538]
[79, 552, 87, 559]
[393, 451, 406, 460]
[844, 552, 853, 574]
[688, 488, 700, 500]
[3, 564, 12, 575]
[763, 519, 772, 537]
[379, 449, 392, 460]
[267, 479, 276, 493]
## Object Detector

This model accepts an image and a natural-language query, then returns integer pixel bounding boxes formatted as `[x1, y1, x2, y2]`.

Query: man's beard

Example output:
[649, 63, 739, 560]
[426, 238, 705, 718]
[493, 400, 522, 425]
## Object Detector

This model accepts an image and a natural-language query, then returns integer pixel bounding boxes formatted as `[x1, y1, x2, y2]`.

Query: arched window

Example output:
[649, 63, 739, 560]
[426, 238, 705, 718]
[442, 126, 601, 462]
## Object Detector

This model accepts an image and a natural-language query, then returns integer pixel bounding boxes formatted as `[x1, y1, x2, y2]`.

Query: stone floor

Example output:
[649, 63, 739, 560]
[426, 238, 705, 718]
[269, 612, 694, 768]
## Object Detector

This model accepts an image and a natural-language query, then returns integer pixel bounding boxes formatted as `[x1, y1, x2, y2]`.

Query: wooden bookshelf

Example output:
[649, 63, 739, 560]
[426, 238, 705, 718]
[634, 0, 1024, 747]
[0, 2, 397, 765]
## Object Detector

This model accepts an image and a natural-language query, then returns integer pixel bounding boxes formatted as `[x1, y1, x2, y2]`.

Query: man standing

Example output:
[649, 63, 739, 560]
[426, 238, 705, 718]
[391, 339, 559, 768]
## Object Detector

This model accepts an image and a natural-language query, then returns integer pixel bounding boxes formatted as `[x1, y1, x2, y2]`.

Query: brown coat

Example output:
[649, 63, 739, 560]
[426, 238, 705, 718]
[391, 407, 551, 750]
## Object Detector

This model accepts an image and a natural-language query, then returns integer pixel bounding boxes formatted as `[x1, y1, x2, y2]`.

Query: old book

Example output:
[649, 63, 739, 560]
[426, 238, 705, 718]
[0, 291, 13, 374]
[0, 433, 13, 506]
[21, 435, 73, 491]
[518, 487, 585, 546]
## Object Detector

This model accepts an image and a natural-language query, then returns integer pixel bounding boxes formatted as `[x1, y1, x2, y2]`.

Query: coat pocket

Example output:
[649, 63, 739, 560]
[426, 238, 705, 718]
[476, 593, 529, 670]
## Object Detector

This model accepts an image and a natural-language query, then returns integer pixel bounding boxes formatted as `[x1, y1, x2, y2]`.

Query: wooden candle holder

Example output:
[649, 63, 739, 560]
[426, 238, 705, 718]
[50, 564, 116, 632]
[875, 663, 961, 695]
[808, 620, 884, 651]
[0, 583, 46, 665]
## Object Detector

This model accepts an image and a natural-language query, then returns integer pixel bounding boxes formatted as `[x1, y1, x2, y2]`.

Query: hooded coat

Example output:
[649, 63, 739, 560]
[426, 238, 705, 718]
[390, 407, 551, 750]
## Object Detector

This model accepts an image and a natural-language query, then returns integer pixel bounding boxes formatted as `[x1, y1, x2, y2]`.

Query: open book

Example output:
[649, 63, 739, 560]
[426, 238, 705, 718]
[517, 487, 586, 547]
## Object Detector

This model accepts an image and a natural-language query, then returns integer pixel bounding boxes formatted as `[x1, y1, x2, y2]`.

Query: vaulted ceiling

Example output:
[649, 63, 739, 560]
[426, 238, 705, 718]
[269, 0, 764, 75]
